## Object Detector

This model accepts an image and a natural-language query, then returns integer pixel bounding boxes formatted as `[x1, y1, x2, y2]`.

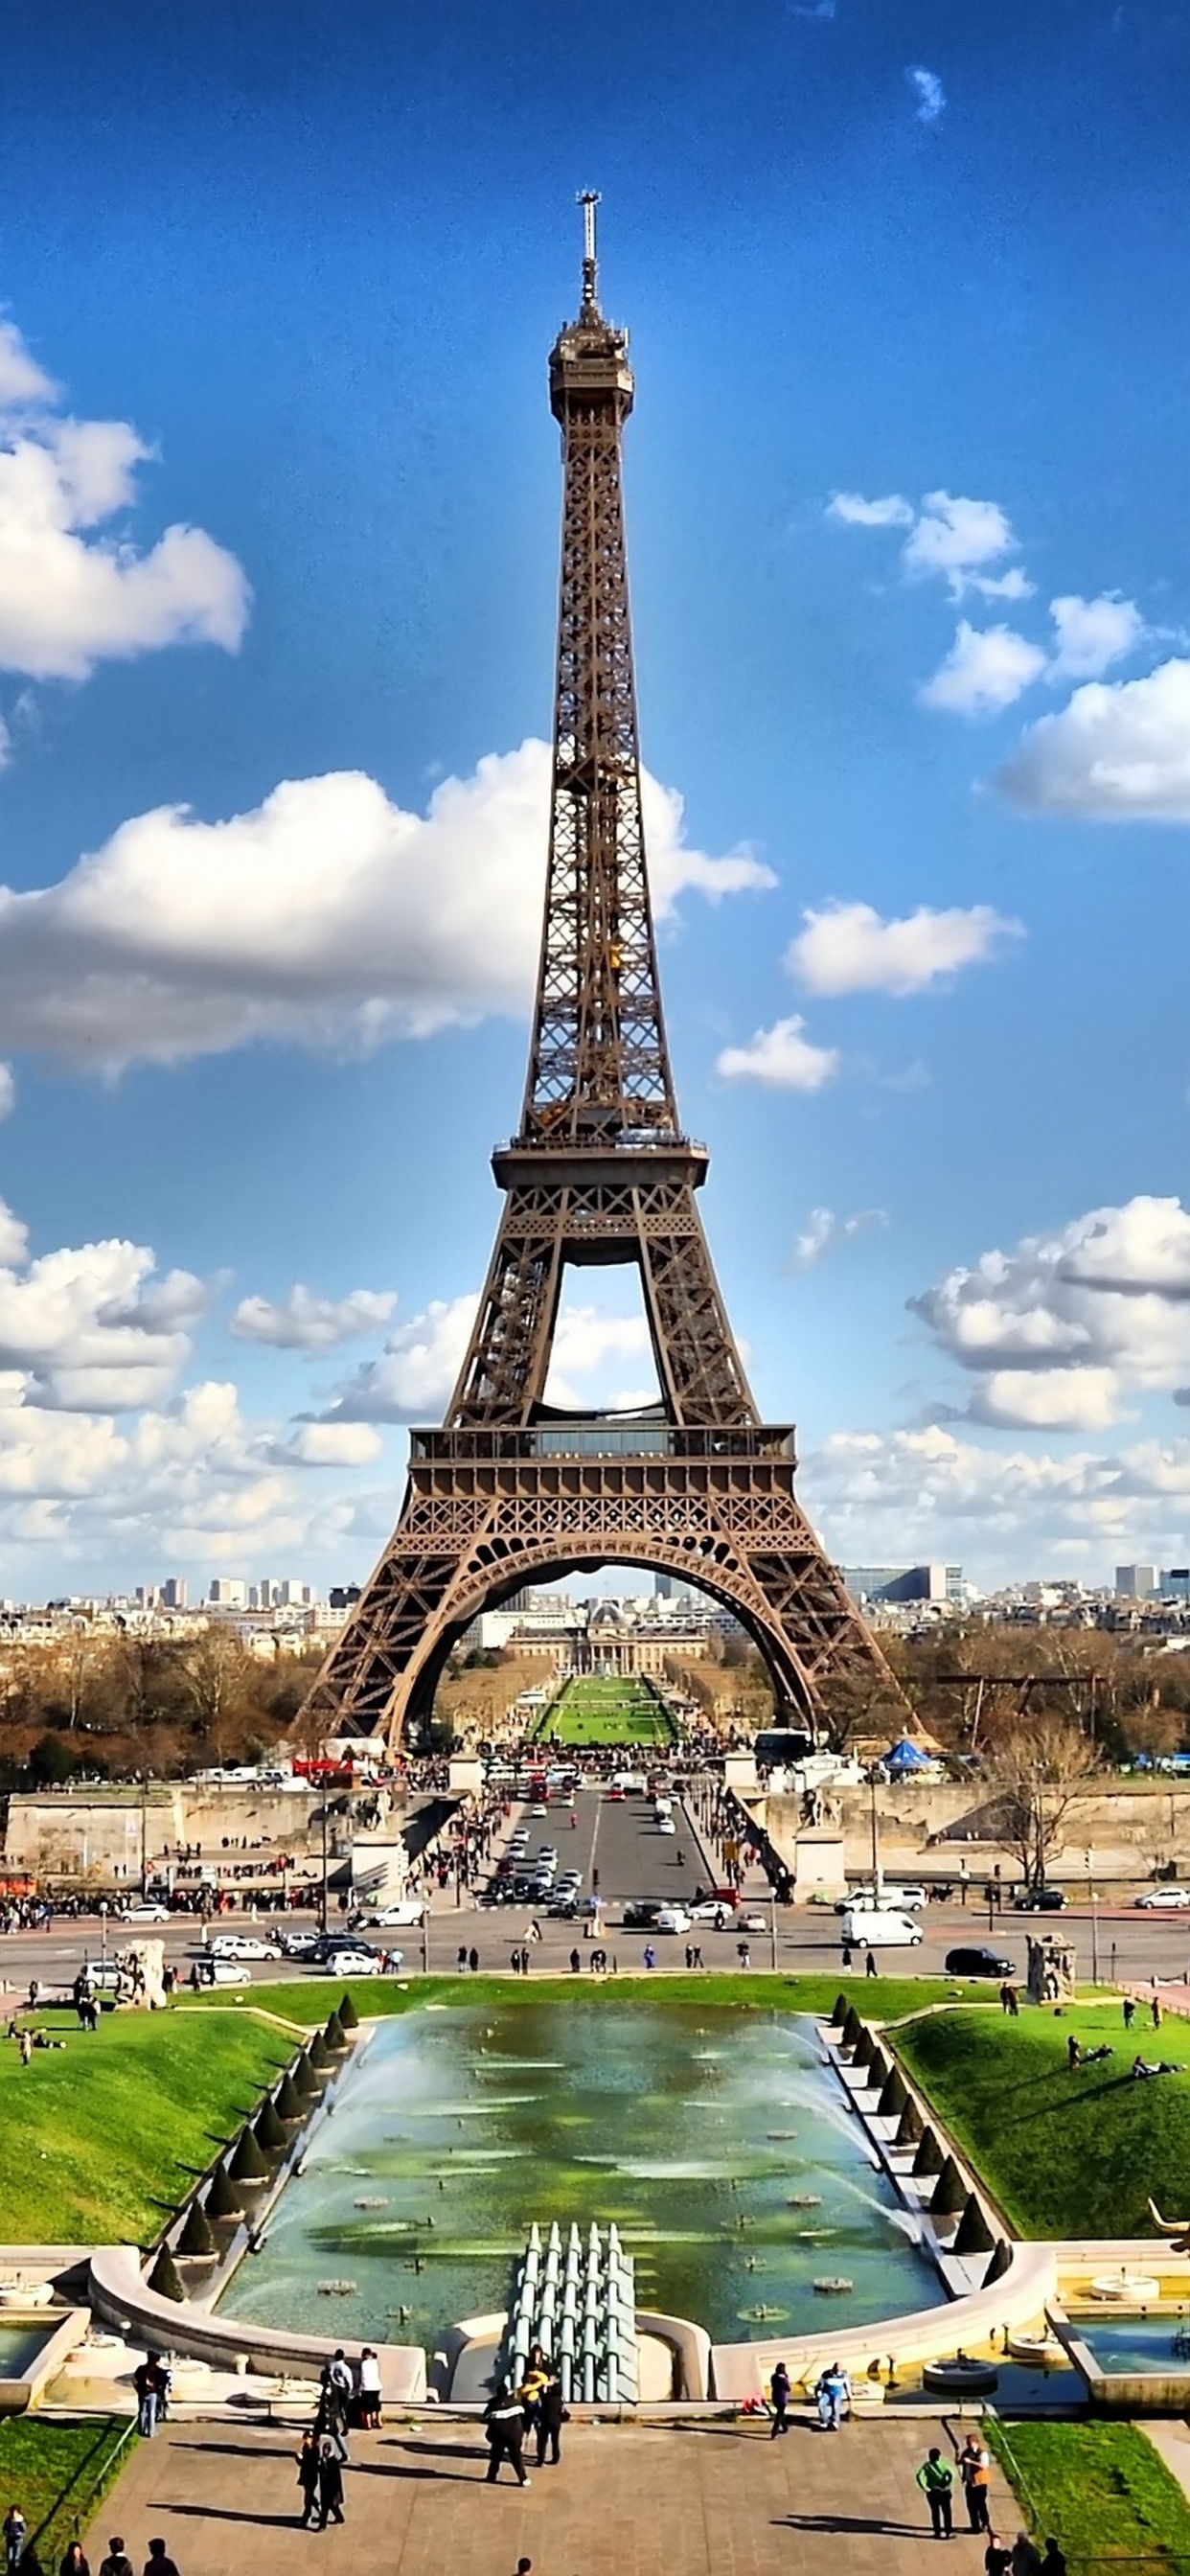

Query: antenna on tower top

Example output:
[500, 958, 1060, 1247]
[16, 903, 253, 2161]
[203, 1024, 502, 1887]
[579, 189, 601, 314]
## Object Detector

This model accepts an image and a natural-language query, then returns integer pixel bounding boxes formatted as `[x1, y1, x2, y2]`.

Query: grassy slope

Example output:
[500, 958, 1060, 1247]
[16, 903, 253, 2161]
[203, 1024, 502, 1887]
[222, 1969, 996, 2026]
[0, 2007, 290, 2242]
[897, 1999, 1190, 2238]
[0, 2421, 129, 2564]
[533, 1676, 677, 1747]
[988, 2420, 1190, 2568]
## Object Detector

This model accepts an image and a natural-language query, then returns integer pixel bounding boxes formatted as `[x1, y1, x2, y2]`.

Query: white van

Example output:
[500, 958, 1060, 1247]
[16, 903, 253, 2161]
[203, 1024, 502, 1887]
[841, 1907, 922, 1950]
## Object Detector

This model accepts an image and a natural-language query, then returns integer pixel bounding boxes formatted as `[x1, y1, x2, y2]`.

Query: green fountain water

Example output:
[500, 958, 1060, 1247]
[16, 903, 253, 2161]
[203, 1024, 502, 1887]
[220, 1998, 940, 2349]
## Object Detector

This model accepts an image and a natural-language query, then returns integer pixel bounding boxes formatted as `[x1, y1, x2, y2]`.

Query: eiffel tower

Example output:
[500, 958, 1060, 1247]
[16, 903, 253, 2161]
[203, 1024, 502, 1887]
[305, 199, 904, 1750]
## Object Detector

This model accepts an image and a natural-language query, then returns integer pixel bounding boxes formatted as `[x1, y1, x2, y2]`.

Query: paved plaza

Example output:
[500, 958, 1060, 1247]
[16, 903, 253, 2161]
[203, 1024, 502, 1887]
[82, 2414, 1021, 2576]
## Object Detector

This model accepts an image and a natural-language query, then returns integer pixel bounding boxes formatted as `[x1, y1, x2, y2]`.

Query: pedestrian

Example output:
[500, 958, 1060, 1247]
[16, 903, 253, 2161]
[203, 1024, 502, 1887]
[1039, 2543, 1066, 2576]
[815, 2359, 850, 2429]
[316, 2353, 351, 2461]
[959, 2433, 992, 2532]
[643, 1944, 656, 1970]
[296, 2430, 321, 2526]
[1066, 2035, 1082, 2070]
[692, 1944, 703, 1968]
[984, 2542, 1012, 2576]
[143, 2542, 181, 2576]
[3, 2507, 26, 2572]
[317, 2441, 346, 2529]
[358, 2346, 382, 2429]
[865, 1951, 878, 1979]
[133, 2355, 161, 2438]
[469, 1947, 479, 1972]
[98, 2542, 134, 2576]
[916, 2447, 954, 2540]
[569, 1949, 581, 1975]
[484, 2379, 531, 2486]
[1011, 2540, 1042, 2576]
[60, 2543, 90, 2576]
[1153, 1995, 1163, 2030]
[535, 2367, 564, 2467]
[457, 1945, 469, 1972]
[768, 2359, 791, 2436]
[1123, 1994, 1136, 2030]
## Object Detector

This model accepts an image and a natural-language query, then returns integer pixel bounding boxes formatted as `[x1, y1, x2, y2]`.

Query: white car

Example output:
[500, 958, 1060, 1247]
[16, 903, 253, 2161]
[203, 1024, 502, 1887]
[322, 1948, 397, 1976]
[656, 1817, 677, 1836]
[209, 1934, 284, 1961]
[738, 1912, 769, 1933]
[841, 1908, 923, 1949]
[1134, 1887, 1190, 1910]
[834, 1885, 924, 1914]
[123, 1902, 171, 1924]
[652, 1906, 693, 1935]
[530, 1803, 548, 1817]
[362, 1900, 425, 1928]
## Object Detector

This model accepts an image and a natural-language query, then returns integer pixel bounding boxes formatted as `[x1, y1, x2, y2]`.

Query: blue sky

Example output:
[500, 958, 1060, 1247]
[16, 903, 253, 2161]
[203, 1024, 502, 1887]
[0, 0, 1188, 1596]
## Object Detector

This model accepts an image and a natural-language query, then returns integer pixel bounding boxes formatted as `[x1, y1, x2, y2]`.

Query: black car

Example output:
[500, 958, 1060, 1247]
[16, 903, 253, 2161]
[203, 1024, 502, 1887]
[945, 1944, 1017, 1979]
[1012, 1886, 1066, 1912]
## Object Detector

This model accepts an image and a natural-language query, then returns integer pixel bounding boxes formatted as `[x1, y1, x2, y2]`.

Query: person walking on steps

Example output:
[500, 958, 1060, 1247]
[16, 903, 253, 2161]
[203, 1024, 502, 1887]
[484, 2380, 531, 2487]
[917, 2446, 954, 2540]
[959, 2432, 992, 2532]
[768, 2360, 791, 2436]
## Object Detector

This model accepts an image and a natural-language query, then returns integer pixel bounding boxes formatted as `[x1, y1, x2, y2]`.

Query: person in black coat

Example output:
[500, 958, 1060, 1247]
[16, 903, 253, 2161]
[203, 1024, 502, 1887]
[296, 2430, 321, 2527]
[317, 2441, 346, 2527]
[535, 2369, 564, 2467]
[484, 2381, 531, 2487]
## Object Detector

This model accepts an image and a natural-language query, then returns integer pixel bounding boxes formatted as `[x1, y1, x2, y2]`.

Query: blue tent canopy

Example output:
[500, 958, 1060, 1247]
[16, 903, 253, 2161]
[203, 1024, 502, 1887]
[883, 1737, 938, 1770]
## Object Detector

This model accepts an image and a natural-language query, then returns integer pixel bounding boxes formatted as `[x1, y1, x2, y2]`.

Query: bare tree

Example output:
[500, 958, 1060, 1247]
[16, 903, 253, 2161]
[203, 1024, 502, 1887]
[980, 1713, 1103, 1889]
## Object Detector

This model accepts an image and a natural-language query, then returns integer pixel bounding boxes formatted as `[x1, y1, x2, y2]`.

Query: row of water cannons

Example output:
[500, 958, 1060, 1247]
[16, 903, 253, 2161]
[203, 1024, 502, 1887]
[501, 2220, 639, 2404]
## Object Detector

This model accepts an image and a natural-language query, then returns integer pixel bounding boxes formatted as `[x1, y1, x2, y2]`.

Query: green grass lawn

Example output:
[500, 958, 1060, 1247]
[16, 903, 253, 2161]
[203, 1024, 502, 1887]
[0, 2007, 291, 2242]
[896, 1997, 1190, 2238]
[988, 2420, 1190, 2571]
[533, 1674, 678, 1747]
[0, 2419, 129, 2564]
[224, 1969, 998, 2026]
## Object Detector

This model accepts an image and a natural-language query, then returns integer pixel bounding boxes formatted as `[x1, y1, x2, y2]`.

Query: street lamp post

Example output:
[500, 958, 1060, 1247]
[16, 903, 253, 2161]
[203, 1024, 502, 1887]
[320, 1797, 329, 1933]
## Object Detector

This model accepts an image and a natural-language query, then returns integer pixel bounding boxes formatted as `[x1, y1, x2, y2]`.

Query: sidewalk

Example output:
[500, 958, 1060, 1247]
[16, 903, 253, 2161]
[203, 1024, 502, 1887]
[84, 2412, 1018, 2575]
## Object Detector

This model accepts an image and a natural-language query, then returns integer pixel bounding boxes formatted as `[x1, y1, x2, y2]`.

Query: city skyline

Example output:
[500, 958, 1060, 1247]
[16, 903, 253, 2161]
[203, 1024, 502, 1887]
[0, 3, 1186, 1593]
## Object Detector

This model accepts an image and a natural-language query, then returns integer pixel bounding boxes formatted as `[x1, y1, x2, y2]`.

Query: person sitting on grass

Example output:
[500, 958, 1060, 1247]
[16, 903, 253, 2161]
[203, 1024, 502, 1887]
[1132, 2056, 1180, 2079]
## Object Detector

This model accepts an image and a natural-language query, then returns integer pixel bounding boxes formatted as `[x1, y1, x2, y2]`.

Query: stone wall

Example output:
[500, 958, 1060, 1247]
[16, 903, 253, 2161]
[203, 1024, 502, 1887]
[755, 1777, 1190, 1884]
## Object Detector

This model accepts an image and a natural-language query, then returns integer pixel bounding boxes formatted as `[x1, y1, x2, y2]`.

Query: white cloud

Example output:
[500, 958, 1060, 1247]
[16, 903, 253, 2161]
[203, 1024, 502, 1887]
[970, 568, 1035, 603]
[715, 1015, 841, 1092]
[906, 64, 946, 124]
[0, 1066, 15, 1121]
[0, 1212, 209, 1413]
[791, 1207, 887, 1270]
[903, 493, 1013, 589]
[231, 1283, 397, 1352]
[803, 1417, 1190, 1585]
[0, 740, 773, 1073]
[321, 1292, 658, 1424]
[998, 656, 1190, 818]
[826, 492, 914, 529]
[787, 899, 1020, 997]
[0, 316, 248, 681]
[910, 1195, 1190, 1429]
[277, 1420, 385, 1467]
[1048, 591, 1147, 682]
[919, 620, 1047, 716]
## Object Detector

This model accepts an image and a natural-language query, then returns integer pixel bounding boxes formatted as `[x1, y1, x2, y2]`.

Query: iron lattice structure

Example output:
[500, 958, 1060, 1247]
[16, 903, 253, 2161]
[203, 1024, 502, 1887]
[305, 201, 905, 1748]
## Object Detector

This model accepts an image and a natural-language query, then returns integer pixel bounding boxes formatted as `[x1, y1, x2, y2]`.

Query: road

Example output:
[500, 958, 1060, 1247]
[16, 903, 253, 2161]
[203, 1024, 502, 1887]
[6, 1780, 1190, 1992]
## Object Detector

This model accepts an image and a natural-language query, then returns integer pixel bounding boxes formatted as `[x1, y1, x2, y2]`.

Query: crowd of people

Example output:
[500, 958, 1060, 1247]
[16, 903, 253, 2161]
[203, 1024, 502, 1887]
[2, 2524, 179, 2576]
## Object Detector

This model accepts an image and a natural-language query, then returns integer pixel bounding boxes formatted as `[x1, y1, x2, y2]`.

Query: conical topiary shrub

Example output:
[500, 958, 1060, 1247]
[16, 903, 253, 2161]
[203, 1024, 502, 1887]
[206, 2159, 242, 2221]
[853, 2025, 876, 2070]
[832, 1992, 850, 2029]
[878, 2066, 907, 2121]
[177, 2196, 216, 2258]
[337, 1990, 359, 2032]
[294, 2049, 322, 2094]
[254, 2097, 286, 2154]
[149, 2246, 185, 2303]
[912, 2125, 943, 2178]
[841, 2006, 863, 2052]
[930, 2154, 968, 2219]
[895, 2096, 924, 2148]
[866, 2047, 890, 2092]
[229, 2126, 269, 2184]
[983, 2237, 1013, 2288]
[275, 2070, 304, 2123]
[954, 2193, 995, 2257]
[308, 2031, 332, 2073]
[324, 2011, 348, 2052]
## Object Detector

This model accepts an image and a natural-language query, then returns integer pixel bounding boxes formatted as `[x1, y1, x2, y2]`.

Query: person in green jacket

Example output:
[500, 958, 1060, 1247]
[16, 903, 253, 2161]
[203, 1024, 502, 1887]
[916, 2446, 954, 2540]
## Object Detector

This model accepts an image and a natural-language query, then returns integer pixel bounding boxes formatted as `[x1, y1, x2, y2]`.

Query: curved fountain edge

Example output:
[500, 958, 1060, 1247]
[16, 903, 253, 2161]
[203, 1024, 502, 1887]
[87, 2242, 427, 2402]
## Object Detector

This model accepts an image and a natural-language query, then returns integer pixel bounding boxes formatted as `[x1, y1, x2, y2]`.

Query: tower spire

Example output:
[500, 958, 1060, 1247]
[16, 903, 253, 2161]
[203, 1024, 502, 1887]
[579, 188, 601, 315]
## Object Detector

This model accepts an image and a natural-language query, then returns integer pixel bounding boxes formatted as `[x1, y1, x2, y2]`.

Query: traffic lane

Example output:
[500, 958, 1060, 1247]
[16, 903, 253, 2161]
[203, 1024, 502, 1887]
[772, 1896, 1190, 1983]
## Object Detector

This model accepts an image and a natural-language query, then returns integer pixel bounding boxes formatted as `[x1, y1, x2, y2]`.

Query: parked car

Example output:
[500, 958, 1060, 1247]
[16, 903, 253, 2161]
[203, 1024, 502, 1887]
[945, 1944, 1017, 1977]
[208, 1933, 284, 1961]
[834, 1885, 924, 1915]
[1012, 1886, 1067, 1912]
[841, 1909, 923, 1950]
[1134, 1887, 1190, 1910]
